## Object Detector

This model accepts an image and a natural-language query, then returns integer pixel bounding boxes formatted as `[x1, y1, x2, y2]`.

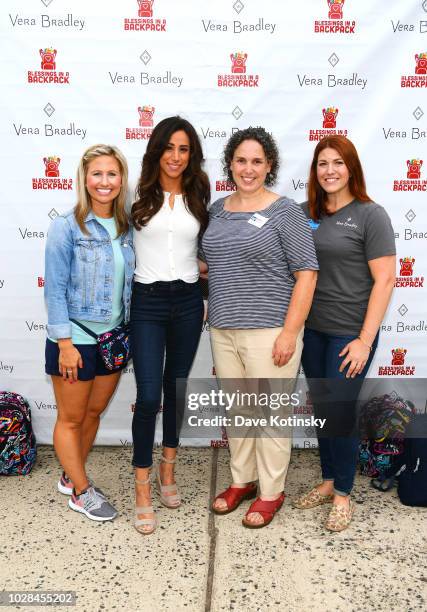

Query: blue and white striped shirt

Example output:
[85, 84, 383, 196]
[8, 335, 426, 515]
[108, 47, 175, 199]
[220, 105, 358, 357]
[201, 196, 318, 329]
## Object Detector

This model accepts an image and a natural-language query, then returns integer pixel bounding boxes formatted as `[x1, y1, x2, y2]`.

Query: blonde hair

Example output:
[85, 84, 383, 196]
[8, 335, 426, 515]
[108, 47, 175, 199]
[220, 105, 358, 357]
[74, 144, 129, 236]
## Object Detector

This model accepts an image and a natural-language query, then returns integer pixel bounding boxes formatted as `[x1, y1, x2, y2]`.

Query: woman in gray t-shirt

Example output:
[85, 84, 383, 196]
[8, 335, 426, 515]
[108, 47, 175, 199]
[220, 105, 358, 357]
[202, 127, 318, 528]
[294, 135, 396, 532]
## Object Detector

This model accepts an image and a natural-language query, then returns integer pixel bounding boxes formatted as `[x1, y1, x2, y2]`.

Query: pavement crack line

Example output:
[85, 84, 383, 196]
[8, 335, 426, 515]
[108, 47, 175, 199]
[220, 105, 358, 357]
[205, 447, 219, 612]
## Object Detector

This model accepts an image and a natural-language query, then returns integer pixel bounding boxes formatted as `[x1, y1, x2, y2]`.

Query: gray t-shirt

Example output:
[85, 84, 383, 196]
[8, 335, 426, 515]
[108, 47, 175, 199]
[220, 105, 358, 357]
[202, 196, 318, 329]
[301, 199, 396, 336]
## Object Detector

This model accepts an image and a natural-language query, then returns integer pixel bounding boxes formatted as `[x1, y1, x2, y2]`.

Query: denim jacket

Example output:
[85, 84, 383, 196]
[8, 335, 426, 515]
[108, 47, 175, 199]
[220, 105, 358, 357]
[45, 209, 135, 339]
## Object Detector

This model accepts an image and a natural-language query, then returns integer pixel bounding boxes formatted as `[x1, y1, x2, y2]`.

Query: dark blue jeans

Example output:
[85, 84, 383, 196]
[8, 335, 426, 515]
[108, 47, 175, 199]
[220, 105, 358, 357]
[301, 328, 378, 495]
[130, 280, 204, 468]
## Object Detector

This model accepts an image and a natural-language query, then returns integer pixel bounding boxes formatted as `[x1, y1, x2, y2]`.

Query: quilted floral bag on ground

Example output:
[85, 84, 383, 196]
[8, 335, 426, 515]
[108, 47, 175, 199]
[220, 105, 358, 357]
[0, 391, 37, 475]
[358, 391, 414, 478]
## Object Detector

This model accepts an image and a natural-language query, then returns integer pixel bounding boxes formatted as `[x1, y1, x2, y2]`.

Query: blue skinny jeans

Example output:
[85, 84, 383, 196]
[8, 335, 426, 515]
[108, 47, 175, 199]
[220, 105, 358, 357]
[130, 280, 203, 468]
[301, 327, 378, 495]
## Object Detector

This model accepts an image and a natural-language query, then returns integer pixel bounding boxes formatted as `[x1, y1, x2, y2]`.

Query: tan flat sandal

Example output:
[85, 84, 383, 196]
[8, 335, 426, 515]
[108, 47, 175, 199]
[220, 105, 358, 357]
[325, 498, 355, 532]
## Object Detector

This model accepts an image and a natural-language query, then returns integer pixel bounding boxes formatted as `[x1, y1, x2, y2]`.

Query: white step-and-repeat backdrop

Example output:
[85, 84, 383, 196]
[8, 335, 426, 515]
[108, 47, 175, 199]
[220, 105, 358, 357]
[1, 0, 426, 447]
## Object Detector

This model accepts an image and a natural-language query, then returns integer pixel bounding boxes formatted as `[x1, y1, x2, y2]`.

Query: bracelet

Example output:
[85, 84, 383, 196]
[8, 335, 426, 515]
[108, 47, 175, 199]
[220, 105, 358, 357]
[358, 336, 372, 351]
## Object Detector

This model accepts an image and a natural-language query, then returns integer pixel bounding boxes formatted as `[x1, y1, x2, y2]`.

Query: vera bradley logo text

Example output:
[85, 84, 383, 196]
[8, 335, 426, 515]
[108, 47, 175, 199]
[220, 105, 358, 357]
[336, 217, 358, 229]
[0, 361, 14, 374]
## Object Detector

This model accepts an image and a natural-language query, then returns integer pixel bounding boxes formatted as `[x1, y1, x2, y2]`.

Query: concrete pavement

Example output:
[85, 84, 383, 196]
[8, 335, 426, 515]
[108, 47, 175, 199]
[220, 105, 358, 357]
[1, 446, 425, 611]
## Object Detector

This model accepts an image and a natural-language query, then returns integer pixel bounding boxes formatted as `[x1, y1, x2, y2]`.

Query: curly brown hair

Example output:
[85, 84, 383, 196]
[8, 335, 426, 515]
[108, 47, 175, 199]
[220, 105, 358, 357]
[222, 126, 280, 186]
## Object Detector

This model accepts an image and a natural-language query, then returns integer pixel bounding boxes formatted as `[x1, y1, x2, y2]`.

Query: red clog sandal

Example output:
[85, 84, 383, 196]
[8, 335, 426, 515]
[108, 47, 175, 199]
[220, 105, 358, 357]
[212, 482, 257, 515]
[242, 493, 285, 528]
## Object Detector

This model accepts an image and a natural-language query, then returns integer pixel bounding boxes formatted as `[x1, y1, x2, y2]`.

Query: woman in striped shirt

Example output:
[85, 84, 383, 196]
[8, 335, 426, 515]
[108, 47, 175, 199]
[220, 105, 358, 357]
[202, 127, 318, 528]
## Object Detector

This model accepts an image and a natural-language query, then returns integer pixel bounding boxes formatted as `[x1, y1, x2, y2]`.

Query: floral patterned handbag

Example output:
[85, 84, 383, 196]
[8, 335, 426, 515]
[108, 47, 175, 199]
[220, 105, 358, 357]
[70, 320, 131, 371]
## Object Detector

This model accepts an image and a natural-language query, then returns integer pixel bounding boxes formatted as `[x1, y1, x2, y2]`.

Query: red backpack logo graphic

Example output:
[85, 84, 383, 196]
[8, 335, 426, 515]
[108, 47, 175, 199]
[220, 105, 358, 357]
[415, 53, 427, 75]
[43, 156, 60, 178]
[399, 257, 415, 277]
[138, 106, 155, 127]
[391, 348, 406, 366]
[124, 0, 166, 31]
[126, 105, 155, 140]
[231, 52, 247, 74]
[322, 107, 338, 128]
[407, 159, 423, 179]
[138, 0, 154, 17]
[328, 0, 345, 20]
[39, 48, 56, 70]
[33, 156, 72, 190]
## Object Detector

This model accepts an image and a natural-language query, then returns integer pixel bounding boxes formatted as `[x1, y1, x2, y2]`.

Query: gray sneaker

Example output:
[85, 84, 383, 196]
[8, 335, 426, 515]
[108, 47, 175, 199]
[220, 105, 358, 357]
[68, 486, 118, 521]
[57, 472, 107, 499]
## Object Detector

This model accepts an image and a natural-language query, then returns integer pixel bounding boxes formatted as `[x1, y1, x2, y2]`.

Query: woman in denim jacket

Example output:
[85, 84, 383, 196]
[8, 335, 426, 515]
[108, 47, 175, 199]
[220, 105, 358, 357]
[44, 144, 135, 521]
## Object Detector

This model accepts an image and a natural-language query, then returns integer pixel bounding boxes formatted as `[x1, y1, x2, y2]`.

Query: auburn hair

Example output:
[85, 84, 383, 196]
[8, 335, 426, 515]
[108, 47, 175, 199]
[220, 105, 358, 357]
[307, 135, 371, 221]
[132, 116, 210, 234]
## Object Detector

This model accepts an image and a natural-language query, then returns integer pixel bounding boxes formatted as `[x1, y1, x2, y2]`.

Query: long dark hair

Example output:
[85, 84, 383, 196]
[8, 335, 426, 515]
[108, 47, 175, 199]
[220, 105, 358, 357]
[132, 116, 210, 233]
[308, 135, 371, 221]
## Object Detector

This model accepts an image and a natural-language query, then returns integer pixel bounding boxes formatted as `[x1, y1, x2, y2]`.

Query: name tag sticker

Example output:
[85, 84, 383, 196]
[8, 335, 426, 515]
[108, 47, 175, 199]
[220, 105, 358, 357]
[248, 213, 269, 228]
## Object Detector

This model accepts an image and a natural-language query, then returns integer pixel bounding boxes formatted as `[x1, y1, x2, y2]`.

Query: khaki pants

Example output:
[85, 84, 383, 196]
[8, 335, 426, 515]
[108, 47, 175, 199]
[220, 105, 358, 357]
[210, 327, 303, 496]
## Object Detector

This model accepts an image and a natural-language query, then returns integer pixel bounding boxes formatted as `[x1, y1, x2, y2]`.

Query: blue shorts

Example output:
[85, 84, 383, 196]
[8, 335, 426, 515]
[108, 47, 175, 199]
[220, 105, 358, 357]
[45, 339, 123, 381]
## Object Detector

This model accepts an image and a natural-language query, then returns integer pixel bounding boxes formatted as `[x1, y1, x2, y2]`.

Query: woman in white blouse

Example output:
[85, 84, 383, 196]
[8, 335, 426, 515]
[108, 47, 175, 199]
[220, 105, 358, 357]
[130, 116, 210, 534]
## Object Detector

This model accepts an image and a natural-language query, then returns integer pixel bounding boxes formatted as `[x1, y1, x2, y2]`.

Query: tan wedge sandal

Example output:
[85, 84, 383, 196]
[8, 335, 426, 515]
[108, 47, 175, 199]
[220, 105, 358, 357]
[134, 475, 156, 535]
[157, 455, 181, 509]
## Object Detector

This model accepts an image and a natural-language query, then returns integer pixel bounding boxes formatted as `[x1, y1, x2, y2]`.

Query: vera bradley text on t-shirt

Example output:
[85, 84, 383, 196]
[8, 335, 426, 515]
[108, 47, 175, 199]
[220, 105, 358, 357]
[335, 217, 358, 229]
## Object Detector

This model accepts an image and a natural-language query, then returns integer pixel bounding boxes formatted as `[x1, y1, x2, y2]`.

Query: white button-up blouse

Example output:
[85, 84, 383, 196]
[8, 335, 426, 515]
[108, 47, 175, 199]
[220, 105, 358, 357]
[133, 192, 201, 284]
